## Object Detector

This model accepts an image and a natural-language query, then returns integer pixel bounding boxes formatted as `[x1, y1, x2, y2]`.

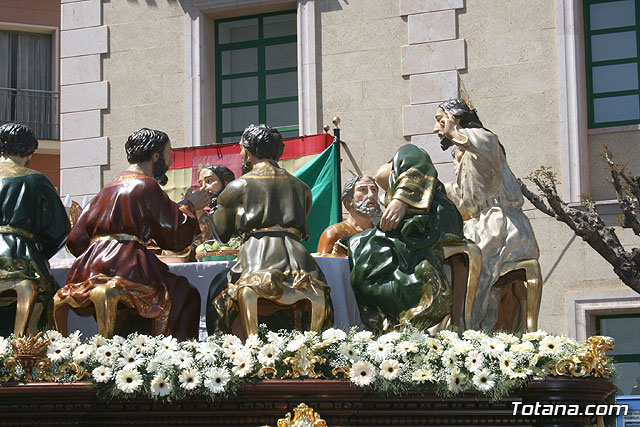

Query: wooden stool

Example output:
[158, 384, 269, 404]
[0, 279, 41, 335]
[497, 258, 543, 332]
[443, 241, 482, 329]
[53, 283, 136, 338]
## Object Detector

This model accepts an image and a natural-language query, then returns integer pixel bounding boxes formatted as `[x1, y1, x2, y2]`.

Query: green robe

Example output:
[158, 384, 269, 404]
[348, 144, 464, 331]
[0, 162, 70, 333]
[208, 160, 332, 332]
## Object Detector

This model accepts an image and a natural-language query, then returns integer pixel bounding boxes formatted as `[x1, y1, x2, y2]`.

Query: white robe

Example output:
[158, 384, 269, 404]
[444, 127, 540, 331]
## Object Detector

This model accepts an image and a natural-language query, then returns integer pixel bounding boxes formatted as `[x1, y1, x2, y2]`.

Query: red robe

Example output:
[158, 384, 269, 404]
[57, 171, 201, 339]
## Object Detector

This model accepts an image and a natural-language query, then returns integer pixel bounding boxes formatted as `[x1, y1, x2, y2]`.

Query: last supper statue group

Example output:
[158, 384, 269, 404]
[0, 98, 542, 342]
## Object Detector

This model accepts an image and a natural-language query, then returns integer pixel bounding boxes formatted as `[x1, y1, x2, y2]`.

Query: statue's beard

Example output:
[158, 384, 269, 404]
[353, 200, 382, 223]
[241, 160, 253, 175]
[153, 152, 169, 186]
[24, 159, 30, 168]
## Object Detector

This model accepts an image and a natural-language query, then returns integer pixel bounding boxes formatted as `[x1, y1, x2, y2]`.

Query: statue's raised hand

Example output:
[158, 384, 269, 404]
[183, 185, 209, 211]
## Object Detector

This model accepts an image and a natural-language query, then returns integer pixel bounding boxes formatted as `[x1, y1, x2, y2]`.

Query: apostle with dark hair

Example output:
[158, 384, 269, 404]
[434, 99, 540, 332]
[316, 175, 381, 256]
[55, 128, 209, 339]
[198, 164, 236, 210]
[0, 123, 70, 335]
[206, 124, 333, 336]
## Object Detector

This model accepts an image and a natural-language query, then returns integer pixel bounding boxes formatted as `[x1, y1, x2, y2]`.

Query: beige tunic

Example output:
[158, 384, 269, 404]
[444, 127, 540, 331]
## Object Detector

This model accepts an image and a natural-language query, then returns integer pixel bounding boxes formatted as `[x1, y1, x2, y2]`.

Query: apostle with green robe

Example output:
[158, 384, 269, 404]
[348, 144, 464, 331]
[0, 123, 70, 335]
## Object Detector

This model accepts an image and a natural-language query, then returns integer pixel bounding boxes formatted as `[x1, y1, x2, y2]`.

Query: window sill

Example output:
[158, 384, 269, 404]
[567, 199, 622, 215]
[588, 124, 640, 135]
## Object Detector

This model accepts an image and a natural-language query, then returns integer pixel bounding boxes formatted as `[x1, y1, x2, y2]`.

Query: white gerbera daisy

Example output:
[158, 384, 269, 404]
[286, 336, 305, 352]
[352, 331, 373, 343]
[396, 341, 418, 358]
[158, 336, 178, 352]
[45, 330, 63, 343]
[115, 368, 143, 394]
[134, 335, 153, 354]
[95, 345, 118, 366]
[117, 348, 139, 367]
[47, 341, 71, 363]
[150, 373, 172, 397]
[462, 330, 485, 341]
[511, 341, 535, 354]
[196, 343, 219, 364]
[472, 368, 495, 392]
[539, 336, 563, 355]
[72, 344, 93, 363]
[257, 344, 279, 366]
[499, 354, 516, 375]
[338, 342, 358, 360]
[172, 350, 194, 369]
[111, 335, 126, 346]
[412, 368, 434, 383]
[367, 341, 394, 362]
[482, 338, 506, 357]
[379, 359, 401, 380]
[425, 338, 444, 356]
[350, 361, 376, 387]
[464, 350, 484, 373]
[244, 333, 261, 351]
[222, 334, 242, 348]
[68, 331, 82, 348]
[441, 349, 458, 369]
[204, 367, 230, 394]
[91, 334, 107, 347]
[522, 330, 548, 341]
[179, 368, 201, 390]
[224, 344, 244, 359]
[322, 328, 347, 343]
[446, 368, 466, 393]
[379, 331, 401, 343]
[92, 366, 112, 383]
[231, 354, 254, 377]
[495, 332, 519, 345]
[451, 339, 474, 355]
[438, 330, 459, 342]
[266, 331, 284, 347]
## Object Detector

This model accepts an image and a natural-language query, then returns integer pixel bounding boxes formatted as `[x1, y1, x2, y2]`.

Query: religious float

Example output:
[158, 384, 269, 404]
[0, 123, 618, 426]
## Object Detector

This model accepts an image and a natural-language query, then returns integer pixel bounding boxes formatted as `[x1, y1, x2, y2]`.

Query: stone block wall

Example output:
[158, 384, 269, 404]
[59, 0, 109, 202]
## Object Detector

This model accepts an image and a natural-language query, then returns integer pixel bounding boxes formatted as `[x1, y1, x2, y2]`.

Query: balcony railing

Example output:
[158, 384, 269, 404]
[0, 87, 59, 140]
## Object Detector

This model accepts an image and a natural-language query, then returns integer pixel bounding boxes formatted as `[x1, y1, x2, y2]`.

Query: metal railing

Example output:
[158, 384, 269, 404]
[0, 87, 59, 140]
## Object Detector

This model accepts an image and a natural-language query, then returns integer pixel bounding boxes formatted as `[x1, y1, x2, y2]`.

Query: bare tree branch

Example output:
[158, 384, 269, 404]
[521, 165, 640, 295]
[601, 147, 640, 237]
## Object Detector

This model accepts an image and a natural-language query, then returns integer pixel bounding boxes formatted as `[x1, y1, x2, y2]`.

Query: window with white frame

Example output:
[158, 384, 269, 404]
[215, 10, 298, 143]
[584, 0, 640, 128]
[595, 313, 640, 395]
[0, 29, 57, 140]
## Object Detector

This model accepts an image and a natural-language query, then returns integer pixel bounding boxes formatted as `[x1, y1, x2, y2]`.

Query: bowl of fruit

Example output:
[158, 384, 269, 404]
[195, 239, 240, 262]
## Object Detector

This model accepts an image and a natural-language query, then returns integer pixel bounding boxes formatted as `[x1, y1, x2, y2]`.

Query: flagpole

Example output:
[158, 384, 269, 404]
[332, 117, 342, 222]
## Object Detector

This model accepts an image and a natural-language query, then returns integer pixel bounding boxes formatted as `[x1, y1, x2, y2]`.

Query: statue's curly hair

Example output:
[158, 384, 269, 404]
[438, 98, 484, 129]
[0, 123, 38, 158]
[241, 124, 284, 161]
[125, 128, 169, 164]
[342, 175, 376, 209]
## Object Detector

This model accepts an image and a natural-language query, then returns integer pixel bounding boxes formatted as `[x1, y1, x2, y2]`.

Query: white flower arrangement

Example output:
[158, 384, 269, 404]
[0, 326, 601, 401]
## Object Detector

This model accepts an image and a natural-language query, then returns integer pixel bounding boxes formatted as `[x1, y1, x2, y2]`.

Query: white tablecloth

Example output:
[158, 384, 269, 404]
[51, 257, 363, 339]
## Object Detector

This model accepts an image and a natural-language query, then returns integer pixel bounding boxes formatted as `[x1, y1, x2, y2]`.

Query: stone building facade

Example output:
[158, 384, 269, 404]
[57, 0, 640, 392]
